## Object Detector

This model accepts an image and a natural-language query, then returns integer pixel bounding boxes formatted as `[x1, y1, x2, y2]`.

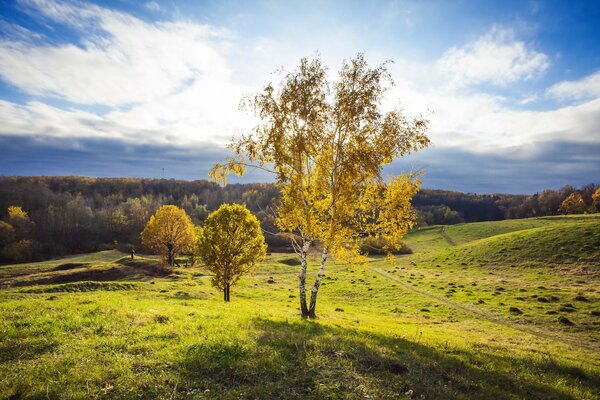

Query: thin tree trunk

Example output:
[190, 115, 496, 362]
[224, 272, 230, 302]
[299, 240, 310, 318]
[308, 249, 328, 319]
[167, 244, 174, 266]
[226, 283, 231, 302]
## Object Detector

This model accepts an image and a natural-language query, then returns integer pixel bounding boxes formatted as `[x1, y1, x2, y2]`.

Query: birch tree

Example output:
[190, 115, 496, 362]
[210, 54, 429, 318]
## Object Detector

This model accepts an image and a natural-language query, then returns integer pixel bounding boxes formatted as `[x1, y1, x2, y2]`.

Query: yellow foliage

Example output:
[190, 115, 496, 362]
[593, 188, 600, 212]
[593, 188, 600, 202]
[559, 192, 586, 215]
[209, 54, 430, 315]
[7, 206, 28, 220]
[213, 55, 429, 261]
[140, 205, 195, 266]
[196, 204, 266, 301]
[4, 205, 33, 239]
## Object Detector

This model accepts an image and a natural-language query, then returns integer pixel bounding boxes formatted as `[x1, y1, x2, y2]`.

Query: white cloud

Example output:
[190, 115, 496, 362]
[385, 57, 599, 152]
[387, 82, 600, 152]
[0, 1, 597, 165]
[0, 0, 231, 107]
[0, 0, 257, 145]
[0, 100, 120, 139]
[547, 70, 600, 101]
[436, 26, 549, 88]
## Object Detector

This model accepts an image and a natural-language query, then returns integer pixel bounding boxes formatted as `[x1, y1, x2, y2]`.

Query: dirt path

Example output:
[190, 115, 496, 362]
[439, 226, 457, 246]
[371, 266, 600, 357]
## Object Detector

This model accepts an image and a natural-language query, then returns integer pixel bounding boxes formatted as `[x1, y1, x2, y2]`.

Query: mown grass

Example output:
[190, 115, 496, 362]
[0, 215, 599, 399]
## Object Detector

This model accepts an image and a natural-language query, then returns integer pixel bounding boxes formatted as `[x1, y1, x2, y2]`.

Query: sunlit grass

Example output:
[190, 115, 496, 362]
[0, 215, 599, 399]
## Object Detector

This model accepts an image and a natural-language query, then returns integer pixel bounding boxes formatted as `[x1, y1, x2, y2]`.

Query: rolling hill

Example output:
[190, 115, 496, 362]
[0, 215, 598, 399]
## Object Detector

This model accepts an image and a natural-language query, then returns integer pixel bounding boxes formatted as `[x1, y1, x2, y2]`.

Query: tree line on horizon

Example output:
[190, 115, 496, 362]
[0, 175, 598, 264]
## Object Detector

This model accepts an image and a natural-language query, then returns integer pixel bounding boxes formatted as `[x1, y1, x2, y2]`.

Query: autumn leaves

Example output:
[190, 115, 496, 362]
[141, 204, 267, 302]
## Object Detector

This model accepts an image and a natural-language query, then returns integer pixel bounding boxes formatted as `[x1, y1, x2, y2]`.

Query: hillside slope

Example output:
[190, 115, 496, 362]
[438, 217, 600, 267]
[443, 214, 599, 245]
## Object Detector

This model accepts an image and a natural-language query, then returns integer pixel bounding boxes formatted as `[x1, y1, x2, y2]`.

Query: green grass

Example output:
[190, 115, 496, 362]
[441, 218, 600, 266]
[0, 215, 599, 399]
[442, 214, 597, 245]
[0, 250, 123, 279]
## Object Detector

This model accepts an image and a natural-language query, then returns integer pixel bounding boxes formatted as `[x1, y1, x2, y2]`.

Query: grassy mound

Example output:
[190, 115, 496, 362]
[440, 219, 600, 266]
[19, 281, 138, 293]
[1, 254, 171, 289]
[0, 250, 124, 278]
[443, 214, 599, 245]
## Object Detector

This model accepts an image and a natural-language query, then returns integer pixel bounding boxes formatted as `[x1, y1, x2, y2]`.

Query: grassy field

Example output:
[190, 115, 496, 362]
[0, 215, 599, 399]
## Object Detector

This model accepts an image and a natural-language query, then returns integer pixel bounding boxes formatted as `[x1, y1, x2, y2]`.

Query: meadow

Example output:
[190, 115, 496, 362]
[0, 215, 598, 399]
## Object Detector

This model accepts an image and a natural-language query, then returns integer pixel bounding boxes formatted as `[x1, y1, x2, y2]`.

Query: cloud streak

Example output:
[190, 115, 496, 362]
[548, 70, 600, 101]
[0, 0, 598, 192]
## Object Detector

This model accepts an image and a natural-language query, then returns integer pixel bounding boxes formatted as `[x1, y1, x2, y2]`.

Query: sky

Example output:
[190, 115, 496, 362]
[0, 0, 599, 194]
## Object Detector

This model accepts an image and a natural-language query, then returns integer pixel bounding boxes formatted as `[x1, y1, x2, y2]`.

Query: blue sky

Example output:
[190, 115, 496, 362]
[0, 0, 599, 193]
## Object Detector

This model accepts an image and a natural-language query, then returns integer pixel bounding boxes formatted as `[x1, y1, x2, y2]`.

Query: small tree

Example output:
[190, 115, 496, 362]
[210, 55, 429, 317]
[593, 187, 600, 212]
[1, 206, 37, 262]
[140, 205, 195, 266]
[559, 192, 586, 215]
[196, 204, 266, 301]
[5, 206, 34, 239]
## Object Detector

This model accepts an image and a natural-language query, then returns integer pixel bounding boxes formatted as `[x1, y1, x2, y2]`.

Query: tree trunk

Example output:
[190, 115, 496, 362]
[226, 283, 231, 302]
[167, 244, 174, 266]
[299, 240, 310, 318]
[308, 249, 328, 319]
[224, 272, 230, 302]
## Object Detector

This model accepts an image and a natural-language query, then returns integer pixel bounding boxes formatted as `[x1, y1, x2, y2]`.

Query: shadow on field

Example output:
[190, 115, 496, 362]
[179, 318, 588, 399]
[0, 337, 59, 364]
[4, 259, 173, 288]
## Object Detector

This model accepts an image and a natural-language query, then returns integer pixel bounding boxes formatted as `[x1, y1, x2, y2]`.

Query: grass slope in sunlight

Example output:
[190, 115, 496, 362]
[0, 216, 599, 399]
[440, 217, 600, 266]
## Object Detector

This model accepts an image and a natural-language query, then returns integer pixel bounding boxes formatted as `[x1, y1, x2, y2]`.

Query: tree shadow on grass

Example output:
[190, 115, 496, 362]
[0, 337, 58, 363]
[179, 318, 593, 399]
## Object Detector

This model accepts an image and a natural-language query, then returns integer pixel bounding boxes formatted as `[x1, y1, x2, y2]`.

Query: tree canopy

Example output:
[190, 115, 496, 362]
[140, 205, 195, 266]
[593, 187, 600, 211]
[196, 204, 267, 301]
[1, 206, 36, 262]
[211, 54, 430, 317]
[559, 192, 587, 215]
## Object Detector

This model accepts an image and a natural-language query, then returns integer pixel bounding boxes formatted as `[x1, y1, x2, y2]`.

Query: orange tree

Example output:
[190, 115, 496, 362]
[559, 192, 586, 215]
[592, 187, 600, 212]
[211, 55, 429, 318]
[140, 205, 195, 266]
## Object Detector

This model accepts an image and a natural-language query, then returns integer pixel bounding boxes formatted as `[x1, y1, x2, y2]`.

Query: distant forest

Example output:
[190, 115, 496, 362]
[0, 176, 597, 263]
